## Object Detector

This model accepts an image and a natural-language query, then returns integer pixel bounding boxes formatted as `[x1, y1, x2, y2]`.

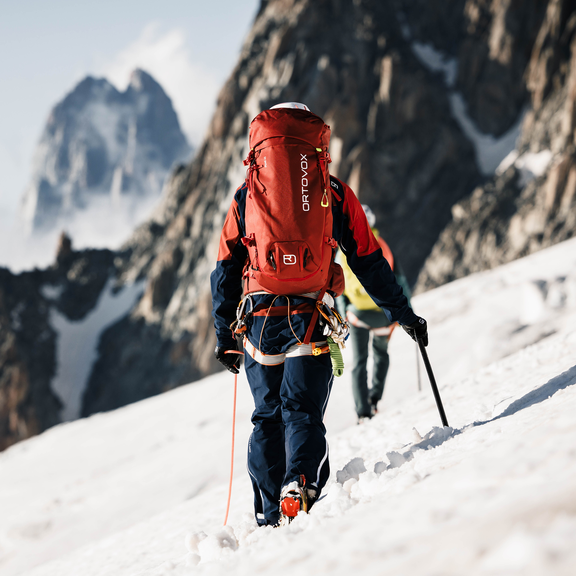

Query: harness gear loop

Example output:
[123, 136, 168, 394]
[231, 295, 254, 335]
[316, 300, 349, 347]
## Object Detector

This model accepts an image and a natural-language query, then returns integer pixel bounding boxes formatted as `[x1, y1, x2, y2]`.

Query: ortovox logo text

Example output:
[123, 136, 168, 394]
[283, 254, 297, 265]
[301, 154, 310, 212]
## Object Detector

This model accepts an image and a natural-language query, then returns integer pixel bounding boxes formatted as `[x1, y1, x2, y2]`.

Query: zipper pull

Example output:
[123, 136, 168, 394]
[321, 189, 329, 207]
[268, 251, 277, 271]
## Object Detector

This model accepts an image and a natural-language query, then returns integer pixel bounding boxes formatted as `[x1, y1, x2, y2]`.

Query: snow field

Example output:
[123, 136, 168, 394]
[2, 237, 576, 575]
[180, 330, 576, 576]
[19, 329, 576, 576]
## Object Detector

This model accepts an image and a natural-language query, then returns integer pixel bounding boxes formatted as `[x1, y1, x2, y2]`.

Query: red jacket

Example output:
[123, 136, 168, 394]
[210, 176, 417, 348]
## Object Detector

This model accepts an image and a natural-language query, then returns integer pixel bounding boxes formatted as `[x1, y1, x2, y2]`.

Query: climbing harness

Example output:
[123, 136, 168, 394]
[230, 294, 255, 335]
[232, 291, 349, 377]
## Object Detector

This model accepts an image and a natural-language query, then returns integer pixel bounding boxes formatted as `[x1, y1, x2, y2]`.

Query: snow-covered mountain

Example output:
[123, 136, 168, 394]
[1, 238, 575, 576]
[20, 69, 190, 236]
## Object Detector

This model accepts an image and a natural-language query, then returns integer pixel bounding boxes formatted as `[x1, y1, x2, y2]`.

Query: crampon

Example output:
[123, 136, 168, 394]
[279, 475, 308, 525]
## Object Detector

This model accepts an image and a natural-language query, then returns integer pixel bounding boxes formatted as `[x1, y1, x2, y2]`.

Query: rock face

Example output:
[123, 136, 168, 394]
[0, 236, 117, 450]
[82, 0, 484, 415]
[84, 0, 576, 413]
[416, 0, 576, 290]
[21, 69, 190, 234]
[0, 269, 59, 451]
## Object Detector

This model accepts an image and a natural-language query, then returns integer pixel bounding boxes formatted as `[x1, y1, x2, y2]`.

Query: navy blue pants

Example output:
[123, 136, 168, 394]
[245, 352, 333, 525]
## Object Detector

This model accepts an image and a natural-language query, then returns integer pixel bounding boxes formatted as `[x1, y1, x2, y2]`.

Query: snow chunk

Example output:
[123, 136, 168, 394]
[318, 482, 355, 517]
[374, 461, 388, 474]
[184, 531, 207, 554]
[195, 526, 238, 563]
[386, 451, 409, 469]
[336, 457, 367, 484]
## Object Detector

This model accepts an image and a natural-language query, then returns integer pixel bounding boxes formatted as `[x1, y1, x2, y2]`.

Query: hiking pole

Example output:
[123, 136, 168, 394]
[417, 339, 449, 427]
[415, 341, 422, 392]
[223, 350, 243, 526]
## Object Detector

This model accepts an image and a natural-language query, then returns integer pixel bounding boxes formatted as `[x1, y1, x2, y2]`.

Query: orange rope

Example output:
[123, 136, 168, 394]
[223, 350, 243, 526]
[223, 373, 237, 525]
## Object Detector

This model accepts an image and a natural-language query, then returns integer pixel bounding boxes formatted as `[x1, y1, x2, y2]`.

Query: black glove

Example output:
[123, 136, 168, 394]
[402, 317, 428, 347]
[214, 344, 241, 374]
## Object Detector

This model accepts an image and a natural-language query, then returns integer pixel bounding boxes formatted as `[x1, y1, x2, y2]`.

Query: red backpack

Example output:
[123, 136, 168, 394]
[242, 108, 336, 295]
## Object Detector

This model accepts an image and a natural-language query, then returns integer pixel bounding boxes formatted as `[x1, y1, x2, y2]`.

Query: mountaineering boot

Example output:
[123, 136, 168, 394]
[357, 414, 372, 424]
[280, 475, 308, 524]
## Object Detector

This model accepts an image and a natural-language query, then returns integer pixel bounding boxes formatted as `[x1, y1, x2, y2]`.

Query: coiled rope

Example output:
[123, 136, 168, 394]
[327, 336, 344, 377]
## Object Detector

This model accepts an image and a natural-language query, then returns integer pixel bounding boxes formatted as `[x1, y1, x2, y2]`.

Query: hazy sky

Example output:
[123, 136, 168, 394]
[0, 0, 260, 222]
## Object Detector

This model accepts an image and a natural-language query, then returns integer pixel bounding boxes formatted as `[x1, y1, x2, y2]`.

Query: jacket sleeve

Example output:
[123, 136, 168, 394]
[210, 186, 248, 348]
[330, 177, 418, 326]
[393, 259, 413, 308]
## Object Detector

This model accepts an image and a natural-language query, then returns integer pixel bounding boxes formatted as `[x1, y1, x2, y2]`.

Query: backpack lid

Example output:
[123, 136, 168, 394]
[248, 108, 330, 151]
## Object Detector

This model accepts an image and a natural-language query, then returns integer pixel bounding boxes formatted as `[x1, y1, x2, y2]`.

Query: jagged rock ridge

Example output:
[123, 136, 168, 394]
[0, 236, 117, 450]
[416, 0, 576, 291]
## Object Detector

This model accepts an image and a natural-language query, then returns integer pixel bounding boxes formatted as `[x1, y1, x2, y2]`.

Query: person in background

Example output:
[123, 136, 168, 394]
[338, 205, 413, 423]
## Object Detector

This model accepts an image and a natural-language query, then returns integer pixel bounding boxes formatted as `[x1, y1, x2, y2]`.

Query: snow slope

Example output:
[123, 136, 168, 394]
[1, 238, 576, 576]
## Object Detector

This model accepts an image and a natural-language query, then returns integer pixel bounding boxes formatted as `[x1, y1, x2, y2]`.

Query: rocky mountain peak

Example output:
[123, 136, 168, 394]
[21, 69, 191, 235]
[127, 68, 159, 92]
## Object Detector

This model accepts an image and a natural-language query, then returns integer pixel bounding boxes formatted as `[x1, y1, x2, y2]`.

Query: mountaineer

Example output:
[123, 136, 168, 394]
[210, 102, 427, 526]
[338, 204, 413, 423]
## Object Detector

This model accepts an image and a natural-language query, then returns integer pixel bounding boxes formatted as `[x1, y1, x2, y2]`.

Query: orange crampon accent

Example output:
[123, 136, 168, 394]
[280, 496, 301, 518]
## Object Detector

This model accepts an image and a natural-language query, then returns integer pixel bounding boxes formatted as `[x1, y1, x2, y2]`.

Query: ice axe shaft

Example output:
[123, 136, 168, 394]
[417, 339, 449, 427]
